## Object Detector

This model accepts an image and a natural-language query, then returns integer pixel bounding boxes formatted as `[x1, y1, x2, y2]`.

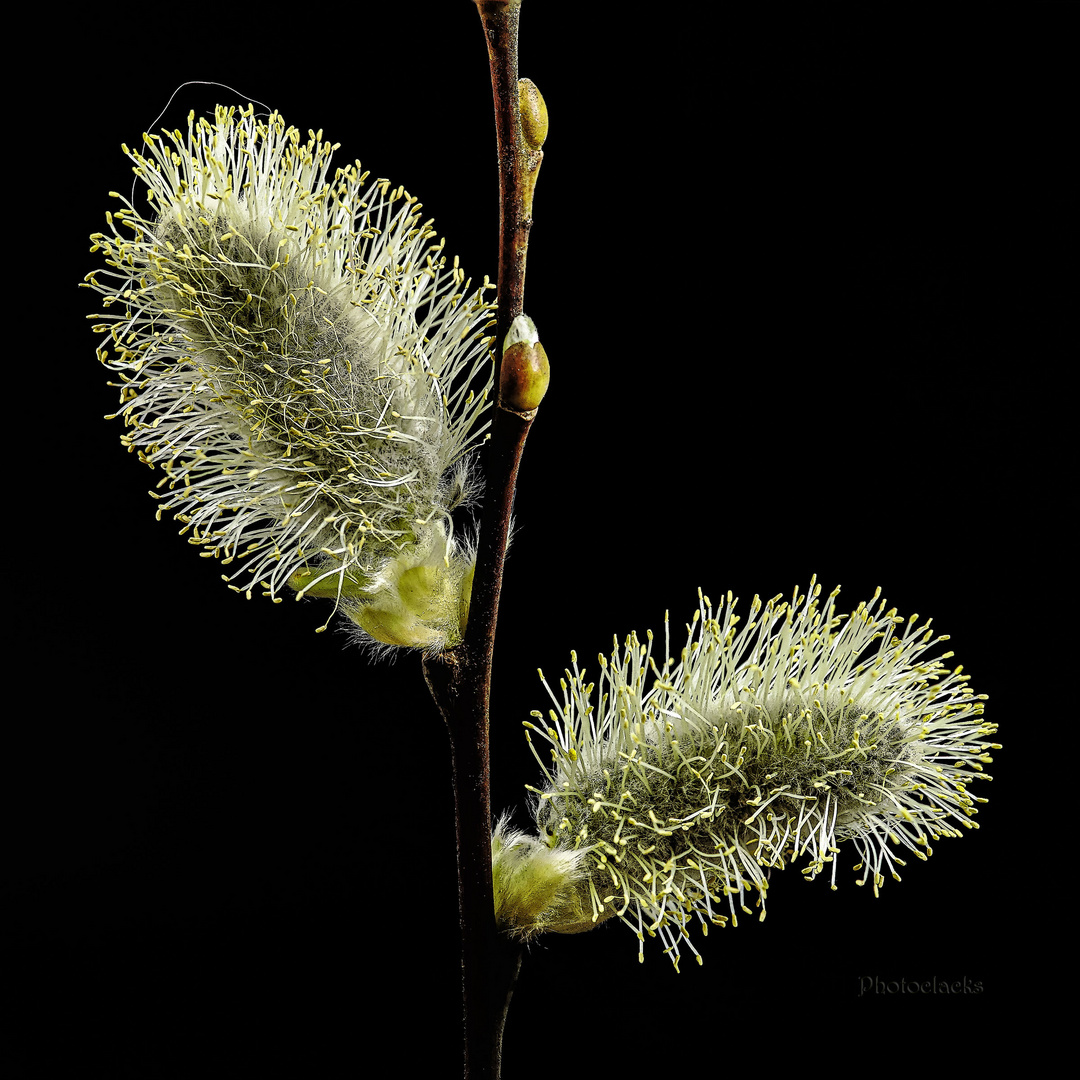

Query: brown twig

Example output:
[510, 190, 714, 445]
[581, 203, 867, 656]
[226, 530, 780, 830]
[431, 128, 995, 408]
[421, 2, 546, 1077]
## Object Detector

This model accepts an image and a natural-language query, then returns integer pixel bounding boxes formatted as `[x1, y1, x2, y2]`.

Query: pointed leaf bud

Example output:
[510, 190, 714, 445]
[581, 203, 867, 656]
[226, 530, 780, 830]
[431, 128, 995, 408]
[518, 78, 549, 150]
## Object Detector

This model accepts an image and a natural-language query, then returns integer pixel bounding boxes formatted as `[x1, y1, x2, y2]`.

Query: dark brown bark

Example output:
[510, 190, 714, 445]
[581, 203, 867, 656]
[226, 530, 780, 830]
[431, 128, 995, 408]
[422, 3, 544, 1077]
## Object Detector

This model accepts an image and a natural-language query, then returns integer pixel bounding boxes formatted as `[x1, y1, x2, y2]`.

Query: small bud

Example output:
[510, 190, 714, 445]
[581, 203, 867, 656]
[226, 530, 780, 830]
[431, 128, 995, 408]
[518, 78, 549, 150]
[500, 315, 549, 412]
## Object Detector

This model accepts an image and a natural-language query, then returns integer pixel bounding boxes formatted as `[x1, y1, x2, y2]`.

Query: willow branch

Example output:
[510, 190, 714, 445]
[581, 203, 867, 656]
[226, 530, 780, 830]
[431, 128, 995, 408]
[421, 2, 547, 1078]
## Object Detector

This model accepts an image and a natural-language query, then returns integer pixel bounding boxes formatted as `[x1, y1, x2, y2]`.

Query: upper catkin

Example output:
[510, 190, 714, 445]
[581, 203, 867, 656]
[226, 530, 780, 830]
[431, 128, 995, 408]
[86, 105, 494, 647]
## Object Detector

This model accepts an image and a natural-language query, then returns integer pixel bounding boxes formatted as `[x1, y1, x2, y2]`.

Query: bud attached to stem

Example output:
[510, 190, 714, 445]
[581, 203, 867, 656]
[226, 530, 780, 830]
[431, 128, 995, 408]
[517, 77, 546, 218]
[499, 315, 549, 412]
[518, 78, 549, 150]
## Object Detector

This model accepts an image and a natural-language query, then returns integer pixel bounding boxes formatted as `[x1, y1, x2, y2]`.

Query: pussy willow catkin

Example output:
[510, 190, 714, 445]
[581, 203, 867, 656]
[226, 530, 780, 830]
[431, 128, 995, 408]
[493, 579, 997, 968]
[86, 105, 495, 648]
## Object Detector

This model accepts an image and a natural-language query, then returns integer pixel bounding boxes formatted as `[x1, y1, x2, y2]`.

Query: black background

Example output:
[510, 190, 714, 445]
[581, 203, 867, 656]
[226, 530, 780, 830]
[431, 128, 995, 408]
[7, 3, 1071, 1075]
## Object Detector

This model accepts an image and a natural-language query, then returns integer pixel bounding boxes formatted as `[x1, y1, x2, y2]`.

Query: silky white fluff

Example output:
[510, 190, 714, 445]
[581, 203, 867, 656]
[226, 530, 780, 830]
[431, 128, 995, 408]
[87, 105, 494, 644]
[500, 579, 997, 968]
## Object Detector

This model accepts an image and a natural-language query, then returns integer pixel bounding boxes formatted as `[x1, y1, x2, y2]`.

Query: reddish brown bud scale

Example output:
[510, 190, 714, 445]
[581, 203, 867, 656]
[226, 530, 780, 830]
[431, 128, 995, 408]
[500, 340, 550, 412]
